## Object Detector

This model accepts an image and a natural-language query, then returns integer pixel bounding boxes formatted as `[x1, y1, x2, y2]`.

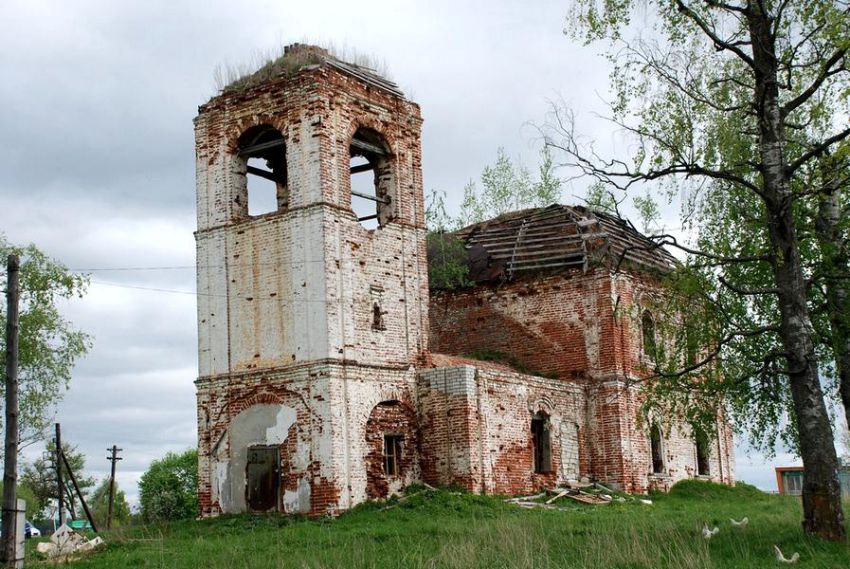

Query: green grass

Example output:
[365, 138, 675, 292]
[31, 481, 850, 568]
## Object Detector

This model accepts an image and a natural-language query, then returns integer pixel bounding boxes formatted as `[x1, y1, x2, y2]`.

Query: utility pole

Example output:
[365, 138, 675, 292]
[55, 423, 64, 528]
[106, 445, 122, 530]
[2, 255, 20, 566]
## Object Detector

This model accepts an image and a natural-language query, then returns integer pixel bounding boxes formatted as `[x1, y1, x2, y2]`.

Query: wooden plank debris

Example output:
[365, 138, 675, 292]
[505, 492, 547, 503]
[563, 493, 610, 505]
[546, 489, 570, 504]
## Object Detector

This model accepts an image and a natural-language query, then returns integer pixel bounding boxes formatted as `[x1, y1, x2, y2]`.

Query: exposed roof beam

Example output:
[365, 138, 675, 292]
[238, 138, 285, 157]
[350, 162, 374, 174]
[351, 190, 389, 204]
[246, 165, 285, 184]
[350, 138, 386, 156]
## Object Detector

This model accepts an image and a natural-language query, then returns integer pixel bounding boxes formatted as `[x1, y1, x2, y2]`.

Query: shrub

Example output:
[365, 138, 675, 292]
[139, 449, 198, 522]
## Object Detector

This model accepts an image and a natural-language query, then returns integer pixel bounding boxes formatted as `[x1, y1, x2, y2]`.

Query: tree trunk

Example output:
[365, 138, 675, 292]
[814, 179, 850, 433]
[748, 6, 846, 541]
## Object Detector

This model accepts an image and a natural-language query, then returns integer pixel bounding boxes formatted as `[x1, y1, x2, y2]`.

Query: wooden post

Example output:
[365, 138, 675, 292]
[60, 449, 97, 532]
[2, 255, 20, 566]
[55, 423, 64, 528]
[105, 445, 122, 530]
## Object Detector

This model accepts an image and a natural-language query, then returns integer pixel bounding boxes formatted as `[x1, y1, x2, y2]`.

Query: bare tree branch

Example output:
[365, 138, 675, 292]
[782, 48, 848, 116]
[786, 126, 850, 176]
[676, 0, 756, 69]
[719, 275, 780, 295]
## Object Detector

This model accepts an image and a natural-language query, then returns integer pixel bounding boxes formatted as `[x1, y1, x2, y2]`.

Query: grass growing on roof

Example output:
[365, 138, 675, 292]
[31, 480, 850, 568]
[213, 42, 391, 93]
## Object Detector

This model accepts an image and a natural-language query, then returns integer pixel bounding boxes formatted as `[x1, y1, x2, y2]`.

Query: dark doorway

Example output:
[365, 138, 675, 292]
[650, 423, 664, 474]
[246, 446, 279, 512]
[695, 432, 710, 476]
[531, 413, 552, 474]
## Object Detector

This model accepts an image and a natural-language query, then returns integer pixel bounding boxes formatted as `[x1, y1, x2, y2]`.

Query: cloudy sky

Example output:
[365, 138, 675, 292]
[1, 0, 806, 506]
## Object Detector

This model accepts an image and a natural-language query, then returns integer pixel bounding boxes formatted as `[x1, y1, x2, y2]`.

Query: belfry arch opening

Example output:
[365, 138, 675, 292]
[349, 127, 394, 229]
[237, 125, 288, 216]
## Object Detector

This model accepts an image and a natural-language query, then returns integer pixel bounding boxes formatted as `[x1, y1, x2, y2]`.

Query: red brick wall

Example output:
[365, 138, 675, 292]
[430, 269, 614, 381]
[364, 400, 420, 499]
[417, 366, 480, 490]
[418, 365, 587, 495]
[428, 268, 736, 494]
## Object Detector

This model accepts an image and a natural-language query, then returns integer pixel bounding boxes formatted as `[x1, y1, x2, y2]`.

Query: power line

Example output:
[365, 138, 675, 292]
[71, 265, 195, 272]
[90, 280, 335, 304]
[70, 259, 333, 272]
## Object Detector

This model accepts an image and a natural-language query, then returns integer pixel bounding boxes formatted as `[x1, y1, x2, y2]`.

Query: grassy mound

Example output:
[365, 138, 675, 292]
[662, 479, 768, 502]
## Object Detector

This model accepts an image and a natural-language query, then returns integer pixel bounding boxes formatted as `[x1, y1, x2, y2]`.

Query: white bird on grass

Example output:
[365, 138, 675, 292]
[730, 517, 749, 528]
[702, 524, 720, 539]
[773, 544, 800, 564]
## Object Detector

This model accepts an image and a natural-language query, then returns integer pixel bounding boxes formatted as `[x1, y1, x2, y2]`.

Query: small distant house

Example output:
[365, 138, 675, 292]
[776, 466, 850, 498]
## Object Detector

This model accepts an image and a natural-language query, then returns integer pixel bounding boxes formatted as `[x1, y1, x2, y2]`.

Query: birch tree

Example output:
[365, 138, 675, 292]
[551, 0, 849, 540]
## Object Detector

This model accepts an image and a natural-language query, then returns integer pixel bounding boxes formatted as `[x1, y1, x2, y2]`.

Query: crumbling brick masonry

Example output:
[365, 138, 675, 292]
[194, 44, 735, 516]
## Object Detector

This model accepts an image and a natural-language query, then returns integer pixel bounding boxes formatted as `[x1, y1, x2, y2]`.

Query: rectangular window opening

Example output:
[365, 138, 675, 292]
[383, 434, 403, 476]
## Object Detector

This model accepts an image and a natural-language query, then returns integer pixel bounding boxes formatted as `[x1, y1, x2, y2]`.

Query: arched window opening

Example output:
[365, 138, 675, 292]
[349, 128, 393, 229]
[695, 431, 710, 476]
[650, 422, 664, 474]
[531, 412, 552, 474]
[237, 125, 288, 216]
[642, 310, 657, 360]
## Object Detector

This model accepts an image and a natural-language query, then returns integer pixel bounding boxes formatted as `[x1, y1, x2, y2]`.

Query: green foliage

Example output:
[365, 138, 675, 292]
[583, 181, 619, 214]
[633, 191, 661, 234]
[558, 0, 850, 462]
[38, 486, 850, 568]
[138, 449, 198, 522]
[21, 441, 94, 520]
[663, 479, 767, 503]
[425, 190, 471, 290]
[458, 146, 562, 226]
[0, 236, 91, 445]
[425, 147, 564, 290]
[0, 481, 40, 520]
[426, 232, 471, 291]
[89, 478, 131, 528]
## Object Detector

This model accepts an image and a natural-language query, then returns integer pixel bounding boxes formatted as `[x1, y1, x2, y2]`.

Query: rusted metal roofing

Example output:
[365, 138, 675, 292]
[452, 204, 676, 283]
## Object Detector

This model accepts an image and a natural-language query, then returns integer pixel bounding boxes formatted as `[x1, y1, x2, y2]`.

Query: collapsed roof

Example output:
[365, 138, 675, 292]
[435, 204, 676, 285]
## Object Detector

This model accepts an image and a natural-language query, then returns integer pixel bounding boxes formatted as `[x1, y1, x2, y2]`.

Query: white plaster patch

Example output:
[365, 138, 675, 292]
[265, 405, 297, 443]
[213, 461, 228, 504]
[283, 477, 311, 514]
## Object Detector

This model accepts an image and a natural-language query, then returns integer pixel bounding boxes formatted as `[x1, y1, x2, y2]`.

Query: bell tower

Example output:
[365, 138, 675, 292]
[194, 44, 429, 517]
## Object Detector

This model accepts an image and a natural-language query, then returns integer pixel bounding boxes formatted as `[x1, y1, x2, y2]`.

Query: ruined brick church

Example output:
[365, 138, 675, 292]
[193, 44, 735, 516]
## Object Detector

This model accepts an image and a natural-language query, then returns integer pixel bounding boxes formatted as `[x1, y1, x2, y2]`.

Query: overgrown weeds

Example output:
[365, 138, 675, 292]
[31, 481, 850, 568]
